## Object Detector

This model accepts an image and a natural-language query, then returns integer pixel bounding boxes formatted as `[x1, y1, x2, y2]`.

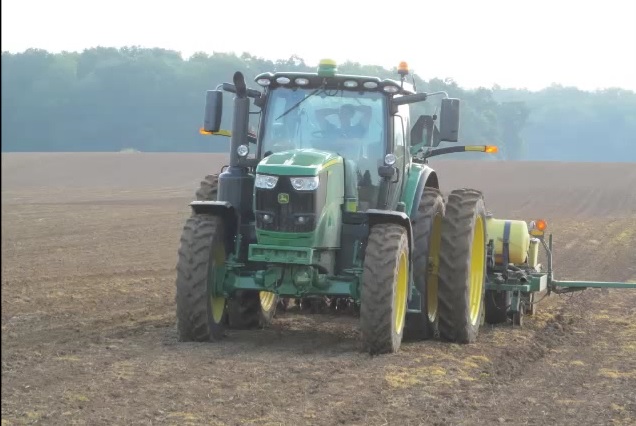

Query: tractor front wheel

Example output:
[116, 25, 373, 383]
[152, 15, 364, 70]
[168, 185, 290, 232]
[175, 214, 227, 341]
[227, 290, 278, 329]
[360, 223, 410, 354]
[438, 189, 488, 343]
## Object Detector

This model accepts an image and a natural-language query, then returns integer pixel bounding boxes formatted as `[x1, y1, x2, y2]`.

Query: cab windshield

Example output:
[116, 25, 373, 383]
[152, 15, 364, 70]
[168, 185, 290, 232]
[261, 87, 385, 156]
[260, 87, 387, 211]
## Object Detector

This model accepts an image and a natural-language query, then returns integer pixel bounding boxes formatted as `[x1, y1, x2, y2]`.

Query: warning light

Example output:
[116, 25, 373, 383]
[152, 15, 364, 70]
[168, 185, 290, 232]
[465, 145, 499, 153]
[398, 61, 409, 76]
[535, 219, 548, 231]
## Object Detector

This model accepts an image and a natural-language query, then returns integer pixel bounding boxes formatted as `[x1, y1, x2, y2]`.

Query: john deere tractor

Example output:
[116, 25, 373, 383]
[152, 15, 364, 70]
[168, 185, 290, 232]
[176, 60, 500, 354]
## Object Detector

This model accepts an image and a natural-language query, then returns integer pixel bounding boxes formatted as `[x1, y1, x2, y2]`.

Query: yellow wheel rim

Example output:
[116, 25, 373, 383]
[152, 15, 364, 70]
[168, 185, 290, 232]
[394, 248, 408, 334]
[259, 291, 276, 312]
[210, 296, 226, 323]
[469, 216, 485, 325]
[427, 214, 443, 323]
[209, 241, 226, 324]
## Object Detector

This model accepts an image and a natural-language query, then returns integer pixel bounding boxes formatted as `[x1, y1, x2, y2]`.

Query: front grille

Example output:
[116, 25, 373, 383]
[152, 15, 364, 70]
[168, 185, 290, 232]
[255, 174, 327, 232]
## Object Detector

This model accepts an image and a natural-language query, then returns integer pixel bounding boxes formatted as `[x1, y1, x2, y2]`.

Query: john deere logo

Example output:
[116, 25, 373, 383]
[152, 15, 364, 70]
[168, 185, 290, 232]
[278, 193, 289, 204]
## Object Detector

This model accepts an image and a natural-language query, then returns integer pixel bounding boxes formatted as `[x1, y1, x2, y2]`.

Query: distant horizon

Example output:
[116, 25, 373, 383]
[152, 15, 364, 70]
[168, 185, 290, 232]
[3, 45, 635, 95]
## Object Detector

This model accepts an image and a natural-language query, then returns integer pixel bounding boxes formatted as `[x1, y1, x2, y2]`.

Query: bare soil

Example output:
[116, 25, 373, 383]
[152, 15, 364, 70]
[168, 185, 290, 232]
[2, 153, 635, 425]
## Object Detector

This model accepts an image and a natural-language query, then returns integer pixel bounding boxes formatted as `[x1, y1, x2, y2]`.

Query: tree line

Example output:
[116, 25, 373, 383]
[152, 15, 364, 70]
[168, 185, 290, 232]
[2, 47, 635, 161]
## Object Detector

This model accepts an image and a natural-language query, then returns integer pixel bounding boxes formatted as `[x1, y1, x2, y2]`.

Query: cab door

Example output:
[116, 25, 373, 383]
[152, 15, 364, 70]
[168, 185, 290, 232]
[387, 112, 407, 209]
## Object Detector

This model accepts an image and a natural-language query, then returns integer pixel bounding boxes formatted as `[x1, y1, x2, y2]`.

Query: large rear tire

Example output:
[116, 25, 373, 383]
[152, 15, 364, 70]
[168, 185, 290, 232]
[176, 214, 227, 341]
[438, 189, 487, 343]
[405, 187, 445, 340]
[360, 224, 410, 354]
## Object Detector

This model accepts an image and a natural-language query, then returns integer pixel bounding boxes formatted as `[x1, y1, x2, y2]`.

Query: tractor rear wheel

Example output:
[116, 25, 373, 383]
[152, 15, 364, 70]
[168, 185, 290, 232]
[176, 214, 227, 341]
[485, 290, 510, 324]
[405, 187, 445, 340]
[227, 290, 278, 329]
[438, 189, 488, 343]
[360, 223, 410, 354]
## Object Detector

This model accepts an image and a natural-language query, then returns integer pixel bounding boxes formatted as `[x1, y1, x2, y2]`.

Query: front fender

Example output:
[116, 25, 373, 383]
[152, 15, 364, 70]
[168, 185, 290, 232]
[189, 201, 238, 250]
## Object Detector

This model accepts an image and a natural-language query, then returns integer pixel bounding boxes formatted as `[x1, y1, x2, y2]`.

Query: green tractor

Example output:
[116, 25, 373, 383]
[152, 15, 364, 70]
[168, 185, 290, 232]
[176, 60, 499, 354]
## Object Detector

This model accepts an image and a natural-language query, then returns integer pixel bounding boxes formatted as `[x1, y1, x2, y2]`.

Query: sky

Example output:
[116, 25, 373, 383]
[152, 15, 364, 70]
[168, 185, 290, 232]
[2, 0, 635, 92]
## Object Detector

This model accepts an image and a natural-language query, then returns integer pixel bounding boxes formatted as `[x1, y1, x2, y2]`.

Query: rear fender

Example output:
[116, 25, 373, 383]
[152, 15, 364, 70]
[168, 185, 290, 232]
[402, 164, 439, 218]
[189, 201, 238, 251]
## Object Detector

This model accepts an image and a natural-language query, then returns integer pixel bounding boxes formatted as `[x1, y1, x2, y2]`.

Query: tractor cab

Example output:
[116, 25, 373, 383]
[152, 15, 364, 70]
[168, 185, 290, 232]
[253, 61, 416, 213]
[258, 86, 385, 212]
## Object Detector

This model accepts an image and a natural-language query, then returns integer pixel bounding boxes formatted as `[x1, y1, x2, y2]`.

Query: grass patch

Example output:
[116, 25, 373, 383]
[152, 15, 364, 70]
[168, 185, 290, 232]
[65, 392, 90, 402]
[598, 369, 636, 379]
[385, 366, 448, 389]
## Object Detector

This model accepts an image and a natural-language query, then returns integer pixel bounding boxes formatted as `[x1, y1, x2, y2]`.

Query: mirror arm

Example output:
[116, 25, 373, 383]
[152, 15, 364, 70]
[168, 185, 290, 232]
[218, 83, 262, 99]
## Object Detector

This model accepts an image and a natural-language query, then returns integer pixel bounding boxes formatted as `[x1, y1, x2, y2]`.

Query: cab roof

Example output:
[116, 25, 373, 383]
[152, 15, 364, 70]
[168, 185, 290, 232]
[254, 71, 416, 96]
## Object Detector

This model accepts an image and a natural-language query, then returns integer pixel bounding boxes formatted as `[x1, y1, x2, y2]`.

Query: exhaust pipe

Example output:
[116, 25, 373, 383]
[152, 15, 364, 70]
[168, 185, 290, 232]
[229, 72, 250, 168]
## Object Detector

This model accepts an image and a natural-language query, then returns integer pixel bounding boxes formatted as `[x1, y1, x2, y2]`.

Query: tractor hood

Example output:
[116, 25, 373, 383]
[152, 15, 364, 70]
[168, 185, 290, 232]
[257, 148, 342, 176]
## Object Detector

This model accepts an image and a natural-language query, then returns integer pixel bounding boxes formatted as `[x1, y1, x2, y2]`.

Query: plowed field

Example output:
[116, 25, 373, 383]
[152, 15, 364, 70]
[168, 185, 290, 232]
[2, 153, 635, 425]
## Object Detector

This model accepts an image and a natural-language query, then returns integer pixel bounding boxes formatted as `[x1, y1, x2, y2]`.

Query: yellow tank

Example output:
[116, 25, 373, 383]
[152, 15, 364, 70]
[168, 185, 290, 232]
[486, 218, 530, 265]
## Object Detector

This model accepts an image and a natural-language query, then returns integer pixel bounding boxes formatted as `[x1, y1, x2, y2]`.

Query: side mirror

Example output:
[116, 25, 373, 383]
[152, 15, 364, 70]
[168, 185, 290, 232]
[203, 90, 223, 133]
[439, 98, 460, 142]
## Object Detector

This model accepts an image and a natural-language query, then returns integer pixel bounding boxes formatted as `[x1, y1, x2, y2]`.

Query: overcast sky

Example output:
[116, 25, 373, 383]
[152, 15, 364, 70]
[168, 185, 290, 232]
[2, 0, 635, 91]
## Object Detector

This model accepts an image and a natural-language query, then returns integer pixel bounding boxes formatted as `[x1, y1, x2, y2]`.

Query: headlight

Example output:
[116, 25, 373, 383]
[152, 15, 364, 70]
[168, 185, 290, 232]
[237, 144, 249, 157]
[255, 174, 279, 189]
[290, 176, 319, 191]
[384, 153, 396, 165]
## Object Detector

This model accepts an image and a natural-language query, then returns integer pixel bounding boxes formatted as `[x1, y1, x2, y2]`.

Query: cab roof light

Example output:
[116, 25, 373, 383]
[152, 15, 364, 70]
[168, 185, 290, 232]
[383, 84, 400, 93]
[343, 80, 358, 88]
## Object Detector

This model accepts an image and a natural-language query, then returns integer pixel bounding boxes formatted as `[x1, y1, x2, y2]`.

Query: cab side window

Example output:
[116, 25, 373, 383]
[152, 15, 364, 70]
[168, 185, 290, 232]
[394, 115, 405, 149]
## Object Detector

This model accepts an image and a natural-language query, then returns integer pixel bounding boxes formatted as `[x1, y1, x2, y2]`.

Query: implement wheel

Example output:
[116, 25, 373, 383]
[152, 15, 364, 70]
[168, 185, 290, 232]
[438, 189, 488, 343]
[405, 187, 445, 340]
[513, 306, 524, 327]
[176, 214, 227, 341]
[227, 291, 278, 329]
[360, 223, 410, 354]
